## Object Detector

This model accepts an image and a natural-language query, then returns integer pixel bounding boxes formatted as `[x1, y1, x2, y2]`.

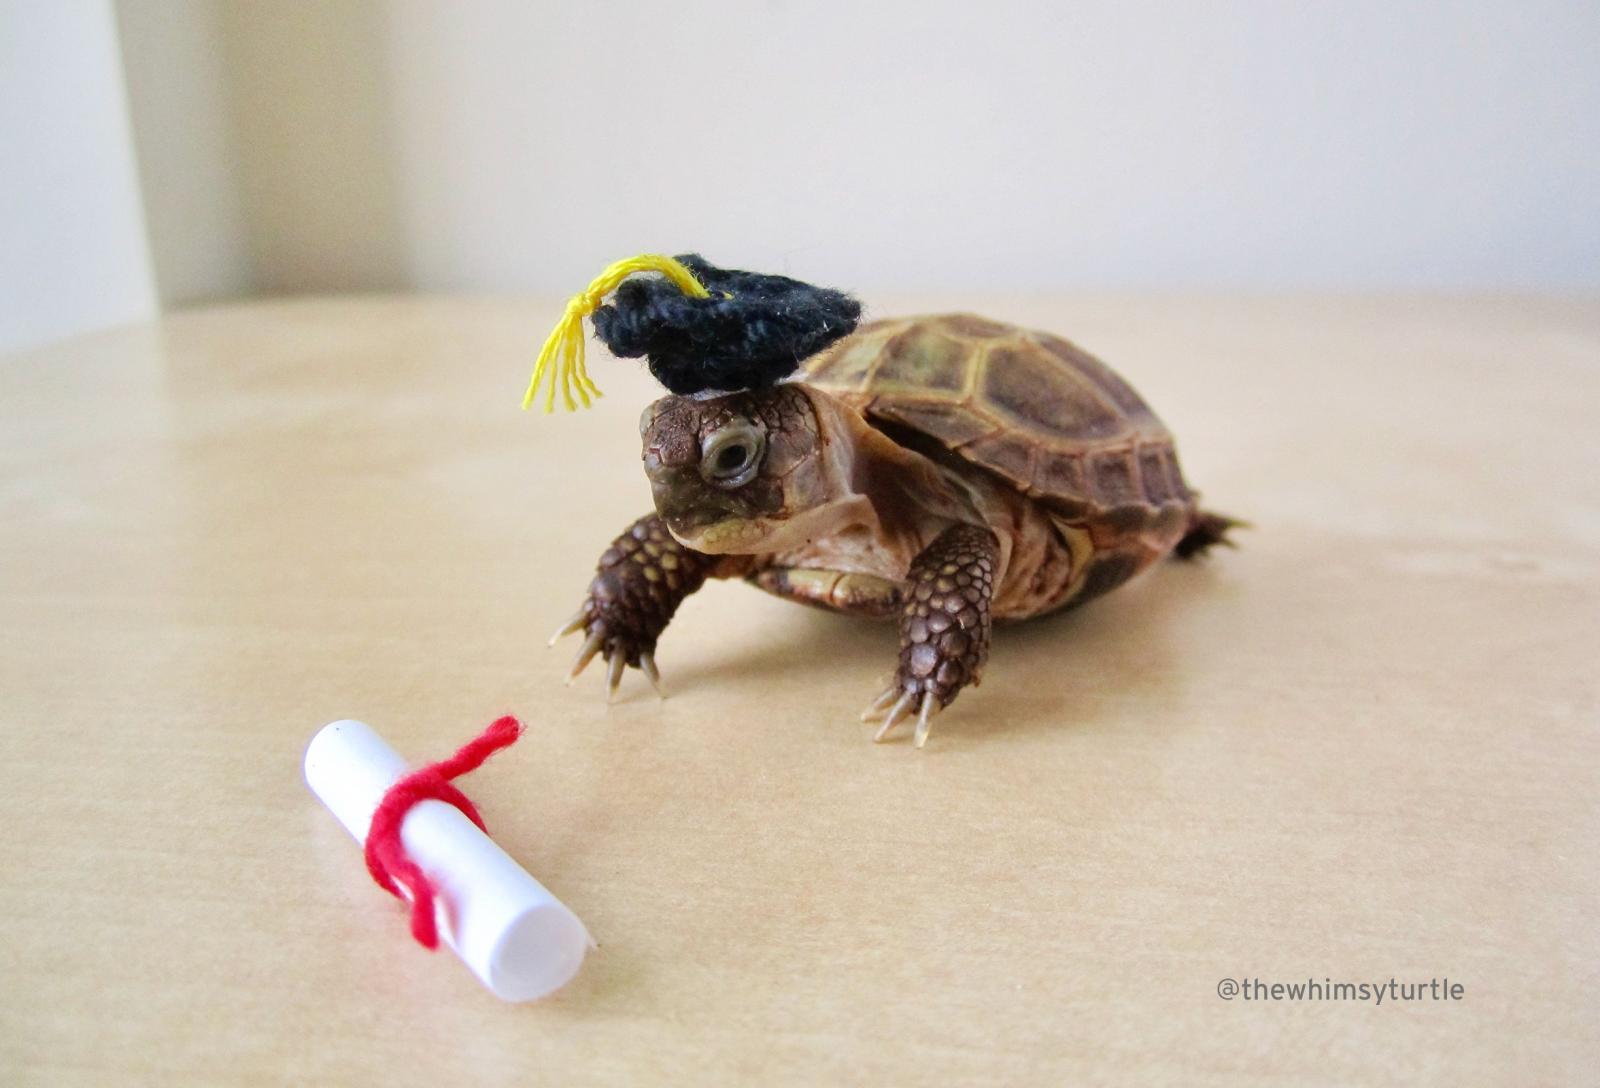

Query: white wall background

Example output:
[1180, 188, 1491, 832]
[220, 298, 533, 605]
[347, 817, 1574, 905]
[4, 0, 1598, 353]
[0, 0, 157, 351]
[325, 0, 1600, 295]
[115, 0, 252, 306]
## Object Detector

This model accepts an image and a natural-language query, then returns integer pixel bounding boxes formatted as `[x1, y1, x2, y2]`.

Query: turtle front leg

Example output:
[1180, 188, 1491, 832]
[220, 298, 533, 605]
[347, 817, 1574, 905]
[861, 523, 997, 747]
[551, 513, 736, 700]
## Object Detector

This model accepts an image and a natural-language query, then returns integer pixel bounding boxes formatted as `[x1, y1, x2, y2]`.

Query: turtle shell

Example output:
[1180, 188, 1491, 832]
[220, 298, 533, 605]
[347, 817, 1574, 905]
[801, 314, 1194, 524]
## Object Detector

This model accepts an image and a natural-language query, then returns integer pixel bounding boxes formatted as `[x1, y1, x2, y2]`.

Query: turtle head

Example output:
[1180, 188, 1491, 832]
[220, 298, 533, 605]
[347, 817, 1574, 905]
[639, 385, 847, 554]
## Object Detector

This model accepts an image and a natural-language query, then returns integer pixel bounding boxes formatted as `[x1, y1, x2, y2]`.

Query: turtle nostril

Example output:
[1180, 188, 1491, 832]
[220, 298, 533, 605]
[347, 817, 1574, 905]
[642, 425, 700, 469]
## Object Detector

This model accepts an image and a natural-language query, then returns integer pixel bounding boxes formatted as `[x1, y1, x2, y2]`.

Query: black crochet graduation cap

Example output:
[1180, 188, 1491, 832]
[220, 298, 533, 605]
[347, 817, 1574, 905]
[522, 254, 861, 412]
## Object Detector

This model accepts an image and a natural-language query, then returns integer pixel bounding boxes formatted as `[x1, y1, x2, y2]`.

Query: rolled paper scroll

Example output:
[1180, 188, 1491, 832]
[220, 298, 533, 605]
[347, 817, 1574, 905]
[304, 719, 592, 1001]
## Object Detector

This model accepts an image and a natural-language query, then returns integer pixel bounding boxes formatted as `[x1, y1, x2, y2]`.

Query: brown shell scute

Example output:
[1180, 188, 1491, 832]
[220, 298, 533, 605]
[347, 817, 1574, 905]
[1036, 333, 1152, 417]
[801, 314, 1194, 519]
[981, 345, 1125, 440]
[876, 326, 967, 393]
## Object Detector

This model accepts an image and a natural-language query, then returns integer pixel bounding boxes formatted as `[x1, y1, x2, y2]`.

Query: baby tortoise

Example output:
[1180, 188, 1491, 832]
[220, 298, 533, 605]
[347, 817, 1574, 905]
[555, 312, 1237, 746]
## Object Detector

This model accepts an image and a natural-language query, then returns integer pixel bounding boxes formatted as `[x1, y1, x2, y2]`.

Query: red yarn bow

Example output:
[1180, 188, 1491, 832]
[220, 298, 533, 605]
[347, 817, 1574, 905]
[363, 716, 523, 949]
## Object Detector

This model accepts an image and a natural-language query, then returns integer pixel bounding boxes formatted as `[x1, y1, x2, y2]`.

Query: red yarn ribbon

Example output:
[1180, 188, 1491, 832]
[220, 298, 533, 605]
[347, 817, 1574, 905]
[364, 715, 523, 949]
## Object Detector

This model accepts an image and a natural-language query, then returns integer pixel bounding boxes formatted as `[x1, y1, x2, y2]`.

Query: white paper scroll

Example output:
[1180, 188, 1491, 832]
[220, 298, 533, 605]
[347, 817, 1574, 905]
[304, 719, 592, 1001]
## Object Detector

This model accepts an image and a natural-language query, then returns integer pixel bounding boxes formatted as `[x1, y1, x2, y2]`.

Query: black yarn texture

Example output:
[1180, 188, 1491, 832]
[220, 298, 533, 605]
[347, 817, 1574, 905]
[590, 254, 861, 395]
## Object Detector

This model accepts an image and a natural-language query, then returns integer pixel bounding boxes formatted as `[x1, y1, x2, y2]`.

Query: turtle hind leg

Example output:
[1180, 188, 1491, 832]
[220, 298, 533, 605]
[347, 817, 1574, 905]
[1173, 509, 1246, 559]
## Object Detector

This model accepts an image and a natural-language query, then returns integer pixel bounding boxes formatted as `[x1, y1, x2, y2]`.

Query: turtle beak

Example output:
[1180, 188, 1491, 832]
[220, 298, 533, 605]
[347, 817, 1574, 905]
[644, 461, 757, 550]
[644, 463, 712, 536]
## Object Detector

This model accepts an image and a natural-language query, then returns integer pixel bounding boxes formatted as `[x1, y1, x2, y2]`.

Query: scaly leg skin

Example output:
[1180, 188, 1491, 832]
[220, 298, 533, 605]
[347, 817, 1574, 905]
[551, 514, 728, 701]
[861, 523, 998, 748]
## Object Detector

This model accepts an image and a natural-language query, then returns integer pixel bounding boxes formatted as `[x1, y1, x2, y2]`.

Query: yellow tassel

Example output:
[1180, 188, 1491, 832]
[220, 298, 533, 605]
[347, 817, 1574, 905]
[522, 254, 713, 412]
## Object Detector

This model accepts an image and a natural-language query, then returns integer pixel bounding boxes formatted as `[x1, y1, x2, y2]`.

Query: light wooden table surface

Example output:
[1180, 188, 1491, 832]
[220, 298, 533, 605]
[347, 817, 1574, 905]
[2, 295, 1596, 1085]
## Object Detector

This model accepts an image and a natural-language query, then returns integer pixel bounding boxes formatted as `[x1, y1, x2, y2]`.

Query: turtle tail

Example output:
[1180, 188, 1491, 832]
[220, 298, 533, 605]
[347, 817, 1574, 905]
[1173, 510, 1246, 559]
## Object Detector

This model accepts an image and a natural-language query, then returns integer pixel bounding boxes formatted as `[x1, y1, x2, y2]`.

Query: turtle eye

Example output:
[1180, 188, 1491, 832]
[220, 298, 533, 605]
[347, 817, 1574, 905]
[701, 423, 765, 488]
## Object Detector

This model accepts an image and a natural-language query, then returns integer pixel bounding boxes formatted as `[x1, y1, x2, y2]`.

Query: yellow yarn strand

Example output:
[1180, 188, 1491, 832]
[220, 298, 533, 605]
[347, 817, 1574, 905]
[522, 254, 713, 412]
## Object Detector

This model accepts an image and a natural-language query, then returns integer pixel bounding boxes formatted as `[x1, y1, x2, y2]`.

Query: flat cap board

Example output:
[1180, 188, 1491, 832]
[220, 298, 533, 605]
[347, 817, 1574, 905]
[1, 295, 1596, 1084]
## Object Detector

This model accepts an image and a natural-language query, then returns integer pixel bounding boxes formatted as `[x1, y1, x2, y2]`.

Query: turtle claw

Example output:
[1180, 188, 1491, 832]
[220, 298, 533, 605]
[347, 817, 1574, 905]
[554, 610, 661, 702]
[549, 609, 588, 646]
[566, 632, 603, 683]
[862, 686, 943, 746]
[639, 651, 664, 698]
[859, 684, 899, 721]
[872, 691, 917, 742]
[605, 652, 625, 702]
[913, 693, 941, 749]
